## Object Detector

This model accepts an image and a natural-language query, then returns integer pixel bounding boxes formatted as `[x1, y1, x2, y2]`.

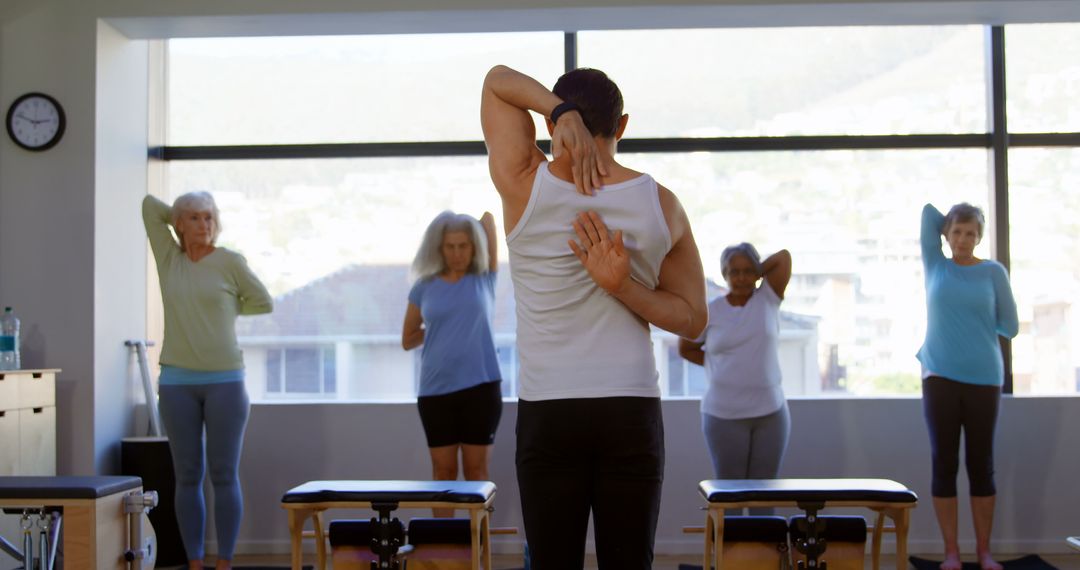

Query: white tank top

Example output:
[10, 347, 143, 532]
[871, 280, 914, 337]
[507, 162, 671, 401]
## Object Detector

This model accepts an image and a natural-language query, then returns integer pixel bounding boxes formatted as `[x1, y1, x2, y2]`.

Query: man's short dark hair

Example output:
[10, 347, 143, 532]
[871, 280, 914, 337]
[552, 68, 624, 138]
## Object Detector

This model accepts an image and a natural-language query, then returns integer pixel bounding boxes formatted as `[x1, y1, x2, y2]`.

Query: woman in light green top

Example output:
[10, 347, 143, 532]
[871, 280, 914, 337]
[143, 192, 272, 570]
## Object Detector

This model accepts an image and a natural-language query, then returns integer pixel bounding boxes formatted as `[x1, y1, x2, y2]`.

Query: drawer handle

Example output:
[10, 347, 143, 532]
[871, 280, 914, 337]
[33, 407, 44, 414]
[0, 411, 5, 417]
[32, 373, 42, 379]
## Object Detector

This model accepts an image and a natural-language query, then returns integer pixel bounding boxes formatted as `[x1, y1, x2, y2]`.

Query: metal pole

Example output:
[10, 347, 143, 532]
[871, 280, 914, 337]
[126, 340, 163, 436]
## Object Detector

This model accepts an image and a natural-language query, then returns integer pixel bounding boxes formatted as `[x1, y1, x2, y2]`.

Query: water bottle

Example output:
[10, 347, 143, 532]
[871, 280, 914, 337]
[0, 307, 20, 371]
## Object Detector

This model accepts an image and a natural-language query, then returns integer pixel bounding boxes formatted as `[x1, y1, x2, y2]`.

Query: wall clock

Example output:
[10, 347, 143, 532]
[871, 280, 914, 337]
[6, 92, 66, 151]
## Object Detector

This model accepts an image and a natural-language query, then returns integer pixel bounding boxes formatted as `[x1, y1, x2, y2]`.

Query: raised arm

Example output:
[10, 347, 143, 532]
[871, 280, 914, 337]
[480, 211, 498, 272]
[481, 65, 603, 215]
[401, 303, 425, 350]
[921, 203, 946, 267]
[762, 249, 792, 299]
[233, 255, 273, 315]
[569, 189, 708, 339]
[142, 195, 180, 263]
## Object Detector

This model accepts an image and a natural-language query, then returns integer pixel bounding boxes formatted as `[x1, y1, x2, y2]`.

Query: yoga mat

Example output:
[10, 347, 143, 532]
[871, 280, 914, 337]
[682, 555, 1058, 570]
[909, 554, 1058, 570]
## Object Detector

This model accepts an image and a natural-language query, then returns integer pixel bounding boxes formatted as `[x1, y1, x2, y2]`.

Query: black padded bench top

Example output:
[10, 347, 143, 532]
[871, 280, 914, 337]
[699, 478, 917, 504]
[0, 476, 143, 499]
[282, 480, 496, 505]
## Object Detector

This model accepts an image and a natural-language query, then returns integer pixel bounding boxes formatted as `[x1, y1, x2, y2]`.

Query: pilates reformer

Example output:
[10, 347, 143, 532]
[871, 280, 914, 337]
[0, 476, 158, 569]
[280, 480, 496, 570]
[698, 478, 918, 570]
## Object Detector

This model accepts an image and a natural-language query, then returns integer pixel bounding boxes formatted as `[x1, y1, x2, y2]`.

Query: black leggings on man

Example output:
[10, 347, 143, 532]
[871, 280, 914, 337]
[516, 396, 664, 570]
[922, 375, 1000, 497]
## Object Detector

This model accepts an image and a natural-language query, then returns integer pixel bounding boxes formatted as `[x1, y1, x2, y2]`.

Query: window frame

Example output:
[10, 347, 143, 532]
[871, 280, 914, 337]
[156, 27, 1080, 397]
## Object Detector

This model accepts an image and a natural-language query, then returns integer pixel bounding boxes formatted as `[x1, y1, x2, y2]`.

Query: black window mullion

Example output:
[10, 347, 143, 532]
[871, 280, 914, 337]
[987, 25, 1013, 394]
[565, 31, 577, 73]
[155, 133, 992, 162]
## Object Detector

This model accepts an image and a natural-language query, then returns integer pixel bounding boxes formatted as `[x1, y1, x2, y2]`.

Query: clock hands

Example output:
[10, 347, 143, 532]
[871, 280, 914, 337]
[15, 112, 51, 127]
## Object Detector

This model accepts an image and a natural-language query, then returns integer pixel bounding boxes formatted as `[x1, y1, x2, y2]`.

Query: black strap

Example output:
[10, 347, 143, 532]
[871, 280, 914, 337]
[550, 101, 581, 125]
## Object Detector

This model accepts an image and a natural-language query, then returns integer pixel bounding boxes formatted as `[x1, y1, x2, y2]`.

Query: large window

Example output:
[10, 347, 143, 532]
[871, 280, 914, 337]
[630, 150, 988, 396]
[577, 27, 986, 137]
[1008, 148, 1080, 394]
[168, 33, 562, 145]
[1006, 24, 1080, 134]
[166, 156, 505, 402]
[160, 24, 1080, 401]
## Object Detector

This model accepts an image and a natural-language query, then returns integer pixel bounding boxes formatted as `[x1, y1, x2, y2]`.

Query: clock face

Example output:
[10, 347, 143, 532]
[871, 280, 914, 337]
[6, 93, 65, 151]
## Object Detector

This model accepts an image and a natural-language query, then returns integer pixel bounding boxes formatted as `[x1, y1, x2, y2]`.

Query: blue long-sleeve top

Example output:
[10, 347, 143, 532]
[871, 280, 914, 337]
[917, 203, 1019, 386]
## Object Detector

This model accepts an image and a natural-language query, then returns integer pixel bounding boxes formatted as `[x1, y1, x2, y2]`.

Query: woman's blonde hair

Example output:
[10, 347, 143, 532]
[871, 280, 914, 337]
[410, 211, 489, 282]
[171, 191, 222, 251]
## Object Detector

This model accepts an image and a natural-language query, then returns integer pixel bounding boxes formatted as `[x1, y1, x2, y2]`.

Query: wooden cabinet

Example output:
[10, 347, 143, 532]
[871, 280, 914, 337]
[0, 369, 58, 475]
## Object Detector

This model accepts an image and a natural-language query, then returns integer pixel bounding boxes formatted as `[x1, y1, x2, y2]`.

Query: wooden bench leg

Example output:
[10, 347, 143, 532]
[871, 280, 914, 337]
[483, 511, 492, 570]
[704, 508, 726, 570]
[470, 511, 480, 570]
[888, 508, 910, 570]
[313, 510, 327, 570]
[288, 509, 310, 570]
[872, 510, 885, 570]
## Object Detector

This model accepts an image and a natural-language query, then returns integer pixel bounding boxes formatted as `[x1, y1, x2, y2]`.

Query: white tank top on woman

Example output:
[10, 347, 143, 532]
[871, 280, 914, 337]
[507, 162, 671, 401]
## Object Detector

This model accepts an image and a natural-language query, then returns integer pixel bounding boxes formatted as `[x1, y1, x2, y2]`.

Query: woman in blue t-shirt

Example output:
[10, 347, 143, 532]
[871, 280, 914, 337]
[402, 210, 502, 515]
[918, 203, 1018, 570]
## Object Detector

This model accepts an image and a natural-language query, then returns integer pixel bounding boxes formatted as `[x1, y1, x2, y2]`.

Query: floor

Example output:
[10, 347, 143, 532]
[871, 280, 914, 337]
[220, 551, 1080, 569]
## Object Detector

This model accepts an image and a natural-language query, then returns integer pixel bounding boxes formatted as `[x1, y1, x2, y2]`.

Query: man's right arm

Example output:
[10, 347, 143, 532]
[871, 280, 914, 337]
[569, 188, 708, 339]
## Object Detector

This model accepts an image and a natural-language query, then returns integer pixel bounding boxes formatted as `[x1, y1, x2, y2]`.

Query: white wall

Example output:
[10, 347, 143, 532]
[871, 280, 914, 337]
[93, 18, 150, 475]
[1, 1, 99, 475]
[2, 0, 1080, 558]
[232, 397, 1080, 556]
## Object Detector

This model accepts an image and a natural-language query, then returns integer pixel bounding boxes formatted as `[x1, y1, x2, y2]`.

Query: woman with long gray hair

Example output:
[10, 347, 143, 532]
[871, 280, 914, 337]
[142, 192, 272, 570]
[918, 202, 1017, 570]
[402, 210, 502, 516]
[679, 243, 792, 494]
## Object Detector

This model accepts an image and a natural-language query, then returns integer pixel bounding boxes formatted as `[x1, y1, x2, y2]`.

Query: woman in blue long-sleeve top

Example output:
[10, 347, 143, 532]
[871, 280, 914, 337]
[918, 202, 1018, 570]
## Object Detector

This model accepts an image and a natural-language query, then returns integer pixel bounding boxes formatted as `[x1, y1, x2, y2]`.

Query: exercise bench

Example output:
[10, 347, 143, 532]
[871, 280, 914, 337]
[699, 478, 917, 570]
[281, 480, 496, 570]
[0, 476, 157, 569]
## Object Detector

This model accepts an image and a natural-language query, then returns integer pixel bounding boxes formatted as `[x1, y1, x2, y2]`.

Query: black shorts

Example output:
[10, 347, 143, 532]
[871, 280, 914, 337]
[417, 381, 503, 448]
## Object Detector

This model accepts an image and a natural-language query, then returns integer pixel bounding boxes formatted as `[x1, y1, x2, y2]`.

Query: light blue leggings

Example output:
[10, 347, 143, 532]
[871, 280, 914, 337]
[159, 381, 250, 562]
[702, 404, 790, 514]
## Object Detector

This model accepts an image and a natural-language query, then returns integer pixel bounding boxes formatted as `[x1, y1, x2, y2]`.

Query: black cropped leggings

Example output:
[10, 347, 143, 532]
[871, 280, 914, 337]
[922, 375, 1000, 498]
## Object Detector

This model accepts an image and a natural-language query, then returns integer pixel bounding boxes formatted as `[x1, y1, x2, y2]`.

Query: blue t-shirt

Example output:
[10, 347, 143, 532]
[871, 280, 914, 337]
[408, 272, 502, 397]
[917, 204, 1019, 386]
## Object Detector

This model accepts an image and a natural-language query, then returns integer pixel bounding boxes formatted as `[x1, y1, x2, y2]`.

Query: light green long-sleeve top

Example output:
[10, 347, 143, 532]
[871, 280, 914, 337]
[143, 195, 273, 371]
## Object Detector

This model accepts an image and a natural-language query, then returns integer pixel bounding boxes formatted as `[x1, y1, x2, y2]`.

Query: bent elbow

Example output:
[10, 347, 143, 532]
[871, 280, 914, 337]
[484, 65, 511, 89]
[684, 312, 707, 340]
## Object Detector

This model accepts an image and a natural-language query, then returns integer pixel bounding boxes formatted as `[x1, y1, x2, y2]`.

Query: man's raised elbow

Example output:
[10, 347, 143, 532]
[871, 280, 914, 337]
[484, 65, 511, 88]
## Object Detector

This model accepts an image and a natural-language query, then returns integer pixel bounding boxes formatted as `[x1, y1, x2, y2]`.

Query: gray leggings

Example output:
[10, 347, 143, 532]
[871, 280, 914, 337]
[159, 381, 250, 562]
[702, 403, 790, 480]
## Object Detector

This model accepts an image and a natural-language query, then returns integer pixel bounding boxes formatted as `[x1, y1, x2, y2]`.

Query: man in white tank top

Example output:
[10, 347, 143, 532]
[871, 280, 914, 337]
[481, 65, 708, 569]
